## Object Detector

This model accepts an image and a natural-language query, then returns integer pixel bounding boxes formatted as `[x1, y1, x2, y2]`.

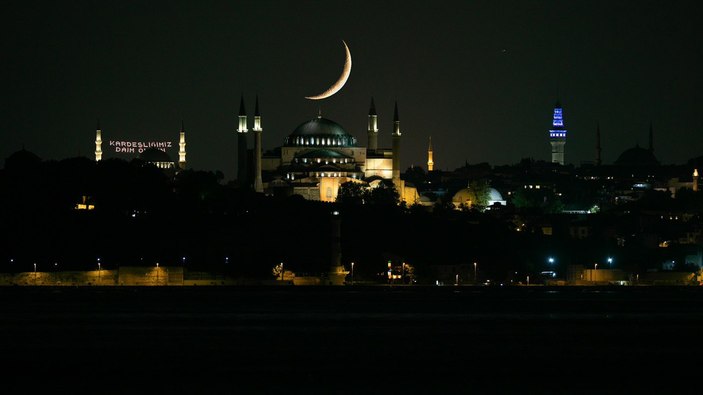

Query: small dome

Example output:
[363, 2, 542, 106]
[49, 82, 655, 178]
[4, 149, 41, 171]
[452, 188, 474, 207]
[487, 188, 504, 202]
[285, 117, 357, 147]
[614, 146, 659, 167]
[139, 148, 173, 163]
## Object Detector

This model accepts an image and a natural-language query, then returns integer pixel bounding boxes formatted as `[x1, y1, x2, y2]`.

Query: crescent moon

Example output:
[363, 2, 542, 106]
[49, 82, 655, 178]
[305, 40, 352, 100]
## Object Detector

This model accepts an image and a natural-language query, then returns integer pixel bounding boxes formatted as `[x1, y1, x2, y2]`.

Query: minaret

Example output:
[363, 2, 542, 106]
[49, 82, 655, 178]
[392, 101, 402, 183]
[94, 120, 102, 162]
[596, 122, 602, 166]
[548, 101, 567, 165]
[326, 210, 348, 285]
[693, 169, 699, 192]
[237, 95, 249, 188]
[427, 136, 434, 171]
[367, 98, 378, 151]
[253, 95, 264, 193]
[178, 120, 186, 170]
[648, 122, 654, 154]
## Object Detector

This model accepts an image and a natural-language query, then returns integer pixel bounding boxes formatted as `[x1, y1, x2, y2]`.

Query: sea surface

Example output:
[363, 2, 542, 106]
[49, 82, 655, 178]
[1, 286, 702, 394]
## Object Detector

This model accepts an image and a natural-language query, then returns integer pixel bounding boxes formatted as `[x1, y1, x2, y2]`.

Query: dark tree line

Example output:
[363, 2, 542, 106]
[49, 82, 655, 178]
[1, 151, 699, 282]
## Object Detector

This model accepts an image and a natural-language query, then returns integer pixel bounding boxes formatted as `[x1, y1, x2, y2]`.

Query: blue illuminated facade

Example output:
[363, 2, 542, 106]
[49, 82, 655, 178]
[549, 102, 567, 165]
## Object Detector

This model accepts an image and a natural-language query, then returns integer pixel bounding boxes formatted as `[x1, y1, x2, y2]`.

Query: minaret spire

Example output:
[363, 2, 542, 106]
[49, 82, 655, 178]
[178, 120, 186, 170]
[367, 97, 378, 151]
[548, 101, 567, 165]
[392, 101, 402, 182]
[253, 95, 263, 193]
[693, 169, 699, 192]
[427, 136, 434, 171]
[237, 95, 249, 188]
[94, 119, 103, 162]
[596, 122, 601, 166]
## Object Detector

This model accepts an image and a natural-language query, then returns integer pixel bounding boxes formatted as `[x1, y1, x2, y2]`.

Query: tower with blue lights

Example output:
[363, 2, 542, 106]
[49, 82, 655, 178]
[548, 101, 567, 165]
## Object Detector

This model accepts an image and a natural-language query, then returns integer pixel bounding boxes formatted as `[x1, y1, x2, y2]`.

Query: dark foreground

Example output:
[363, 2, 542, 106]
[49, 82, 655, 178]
[2, 286, 702, 394]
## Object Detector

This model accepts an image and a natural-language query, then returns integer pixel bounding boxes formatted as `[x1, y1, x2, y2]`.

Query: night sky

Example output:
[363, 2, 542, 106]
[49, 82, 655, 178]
[3, 0, 701, 180]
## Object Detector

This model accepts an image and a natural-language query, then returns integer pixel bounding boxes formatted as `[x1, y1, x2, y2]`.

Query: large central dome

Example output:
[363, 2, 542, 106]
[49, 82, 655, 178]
[285, 117, 357, 147]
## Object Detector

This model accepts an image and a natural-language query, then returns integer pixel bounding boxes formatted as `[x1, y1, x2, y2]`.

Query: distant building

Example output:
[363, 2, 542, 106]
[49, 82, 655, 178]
[548, 101, 567, 165]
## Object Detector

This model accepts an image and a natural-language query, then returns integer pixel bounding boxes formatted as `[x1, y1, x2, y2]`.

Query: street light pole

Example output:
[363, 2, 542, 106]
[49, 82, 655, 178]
[33, 263, 37, 285]
[280, 262, 284, 281]
[351, 262, 354, 286]
[473, 262, 477, 285]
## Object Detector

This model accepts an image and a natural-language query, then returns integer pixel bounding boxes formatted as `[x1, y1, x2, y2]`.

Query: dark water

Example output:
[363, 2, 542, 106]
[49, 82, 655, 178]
[2, 286, 702, 394]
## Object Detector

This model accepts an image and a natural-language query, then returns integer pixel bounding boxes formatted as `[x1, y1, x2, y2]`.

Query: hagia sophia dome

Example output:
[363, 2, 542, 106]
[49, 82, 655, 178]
[284, 117, 358, 148]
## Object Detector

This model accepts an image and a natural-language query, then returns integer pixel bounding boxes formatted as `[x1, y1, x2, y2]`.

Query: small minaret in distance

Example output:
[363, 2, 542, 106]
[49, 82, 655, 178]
[427, 136, 434, 171]
[596, 122, 602, 166]
[367, 97, 378, 151]
[392, 101, 402, 183]
[253, 95, 263, 193]
[237, 95, 249, 188]
[693, 169, 699, 192]
[178, 120, 186, 170]
[548, 101, 567, 165]
[326, 210, 349, 285]
[95, 120, 102, 162]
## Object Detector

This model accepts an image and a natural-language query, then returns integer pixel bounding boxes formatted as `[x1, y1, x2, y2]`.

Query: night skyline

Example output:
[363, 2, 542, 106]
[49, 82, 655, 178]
[3, 0, 701, 181]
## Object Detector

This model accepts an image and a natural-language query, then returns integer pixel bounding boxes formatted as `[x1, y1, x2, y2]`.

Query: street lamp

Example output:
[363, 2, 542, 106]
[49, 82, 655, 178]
[351, 262, 354, 285]
[402, 262, 406, 284]
[548, 257, 555, 264]
[98, 261, 101, 284]
[473, 262, 477, 284]
[33, 263, 37, 285]
[280, 262, 284, 281]
[607, 257, 613, 268]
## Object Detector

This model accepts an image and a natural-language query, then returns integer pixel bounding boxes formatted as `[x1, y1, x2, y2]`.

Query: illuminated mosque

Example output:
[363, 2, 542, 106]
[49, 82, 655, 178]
[237, 96, 419, 204]
[93, 120, 187, 172]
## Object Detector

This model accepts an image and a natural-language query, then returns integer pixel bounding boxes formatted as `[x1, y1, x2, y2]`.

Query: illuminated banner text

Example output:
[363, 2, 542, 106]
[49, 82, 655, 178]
[109, 140, 173, 154]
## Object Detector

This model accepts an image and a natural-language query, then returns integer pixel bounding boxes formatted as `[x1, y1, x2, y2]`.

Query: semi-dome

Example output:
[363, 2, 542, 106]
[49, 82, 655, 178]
[285, 117, 357, 147]
[296, 149, 352, 159]
[614, 145, 659, 167]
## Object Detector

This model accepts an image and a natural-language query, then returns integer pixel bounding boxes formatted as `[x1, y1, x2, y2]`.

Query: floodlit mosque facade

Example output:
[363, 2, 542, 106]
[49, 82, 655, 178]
[94, 121, 187, 171]
[238, 96, 419, 204]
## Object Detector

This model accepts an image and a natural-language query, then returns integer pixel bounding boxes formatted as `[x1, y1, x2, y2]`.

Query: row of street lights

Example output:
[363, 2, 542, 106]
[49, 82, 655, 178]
[547, 256, 615, 269]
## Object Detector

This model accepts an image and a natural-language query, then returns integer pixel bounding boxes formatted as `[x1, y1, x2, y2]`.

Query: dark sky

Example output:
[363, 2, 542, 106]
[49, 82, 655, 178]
[3, 0, 701, 180]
